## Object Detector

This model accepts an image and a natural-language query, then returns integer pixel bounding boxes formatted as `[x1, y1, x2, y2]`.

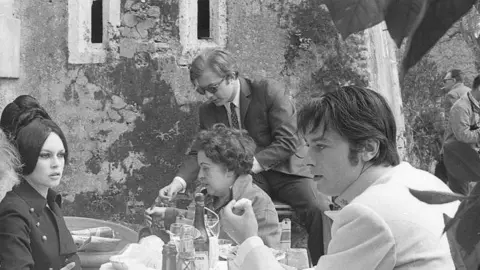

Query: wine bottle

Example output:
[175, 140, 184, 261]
[193, 193, 209, 270]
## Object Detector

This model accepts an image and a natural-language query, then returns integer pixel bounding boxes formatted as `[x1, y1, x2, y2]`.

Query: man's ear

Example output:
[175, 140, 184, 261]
[361, 139, 380, 162]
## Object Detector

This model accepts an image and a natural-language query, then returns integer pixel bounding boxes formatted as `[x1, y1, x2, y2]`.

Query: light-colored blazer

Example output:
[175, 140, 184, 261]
[444, 93, 480, 150]
[234, 162, 459, 270]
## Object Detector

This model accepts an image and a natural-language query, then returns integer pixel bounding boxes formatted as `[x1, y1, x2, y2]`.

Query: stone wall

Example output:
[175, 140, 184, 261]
[0, 0, 376, 224]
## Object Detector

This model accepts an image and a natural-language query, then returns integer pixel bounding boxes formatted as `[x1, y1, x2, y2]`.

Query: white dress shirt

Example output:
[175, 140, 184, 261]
[225, 88, 241, 129]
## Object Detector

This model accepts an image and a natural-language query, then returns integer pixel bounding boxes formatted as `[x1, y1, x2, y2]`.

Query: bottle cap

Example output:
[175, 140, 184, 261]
[195, 193, 205, 202]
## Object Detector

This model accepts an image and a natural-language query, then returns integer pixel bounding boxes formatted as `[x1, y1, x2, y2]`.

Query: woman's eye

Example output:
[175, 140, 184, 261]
[39, 153, 50, 158]
[58, 152, 65, 158]
[315, 145, 326, 150]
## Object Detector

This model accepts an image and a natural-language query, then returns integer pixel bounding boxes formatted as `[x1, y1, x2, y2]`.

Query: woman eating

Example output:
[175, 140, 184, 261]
[145, 123, 281, 248]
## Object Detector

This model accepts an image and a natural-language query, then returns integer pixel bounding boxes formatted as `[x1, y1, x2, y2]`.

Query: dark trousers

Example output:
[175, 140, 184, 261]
[434, 155, 449, 184]
[443, 141, 480, 195]
[252, 170, 324, 263]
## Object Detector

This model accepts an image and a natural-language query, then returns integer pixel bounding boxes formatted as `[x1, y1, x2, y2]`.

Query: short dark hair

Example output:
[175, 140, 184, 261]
[189, 48, 238, 85]
[449, 69, 463, 82]
[195, 123, 255, 176]
[14, 110, 68, 175]
[0, 95, 51, 139]
[298, 86, 400, 167]
[472, 75, 480, 90]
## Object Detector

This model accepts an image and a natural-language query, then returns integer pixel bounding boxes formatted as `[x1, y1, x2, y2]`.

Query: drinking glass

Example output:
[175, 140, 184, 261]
[218, 239, 233, 258]
[205, 207, 220, 238]
[181, 224, 198, 239]
[170, 223, 183, 247]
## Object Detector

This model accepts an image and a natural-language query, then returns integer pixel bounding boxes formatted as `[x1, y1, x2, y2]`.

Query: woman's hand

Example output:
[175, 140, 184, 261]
[220, 198, 258, 245]
[144, 207, 167, 226]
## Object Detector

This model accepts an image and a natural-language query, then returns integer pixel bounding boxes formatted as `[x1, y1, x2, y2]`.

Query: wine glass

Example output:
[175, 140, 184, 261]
[169, 223, 183, 248]
[206, 217, 220, 238]
[205, 207, 220, 238]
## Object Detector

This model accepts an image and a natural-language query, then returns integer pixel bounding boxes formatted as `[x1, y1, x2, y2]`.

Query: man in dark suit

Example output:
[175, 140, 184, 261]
[158, 48, 325, 262]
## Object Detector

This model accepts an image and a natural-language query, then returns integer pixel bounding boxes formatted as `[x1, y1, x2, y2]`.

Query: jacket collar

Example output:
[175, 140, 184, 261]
[210, 174, 253, 212]
[333, 163, 405, 208]
[13, 180, 62, 214]
[238, 77, 251, 123]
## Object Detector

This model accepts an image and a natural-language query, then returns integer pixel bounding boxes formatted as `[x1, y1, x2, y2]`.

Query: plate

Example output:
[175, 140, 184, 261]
[219, 245, 285, 261]
[64, 216, 138, 269]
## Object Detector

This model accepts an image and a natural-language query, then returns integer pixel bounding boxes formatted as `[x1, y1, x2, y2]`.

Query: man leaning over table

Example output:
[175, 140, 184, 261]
[156, 48, 328, 262]
[220, 86, 459, 270]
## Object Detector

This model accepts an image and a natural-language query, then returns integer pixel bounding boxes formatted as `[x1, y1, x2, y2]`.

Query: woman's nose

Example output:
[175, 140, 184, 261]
[51, 156, 60, 167]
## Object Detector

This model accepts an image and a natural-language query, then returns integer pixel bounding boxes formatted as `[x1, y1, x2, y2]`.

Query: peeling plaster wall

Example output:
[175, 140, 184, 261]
[0, 0, 381, 223]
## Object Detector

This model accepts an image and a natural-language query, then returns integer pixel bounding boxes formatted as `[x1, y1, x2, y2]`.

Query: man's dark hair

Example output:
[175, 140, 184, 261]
[14, 109, 68, 175]
[449, 69, 463, 83]
[298, 86, 400, 167]
[195, 123, 255, 176]
[472, 74, 480, 90]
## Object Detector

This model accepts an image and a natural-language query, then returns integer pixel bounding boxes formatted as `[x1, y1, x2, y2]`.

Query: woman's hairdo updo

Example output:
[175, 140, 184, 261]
[0, 95, 51, 140]
[13, 108, 68, 175]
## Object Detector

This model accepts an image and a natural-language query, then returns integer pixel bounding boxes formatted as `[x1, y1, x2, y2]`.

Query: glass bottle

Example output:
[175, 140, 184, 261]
[162, 241, 178, 270]
[193, 193, 209, 270]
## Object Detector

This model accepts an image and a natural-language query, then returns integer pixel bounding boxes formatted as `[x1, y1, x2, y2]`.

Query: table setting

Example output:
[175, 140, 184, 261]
[64, 194, 311, 270]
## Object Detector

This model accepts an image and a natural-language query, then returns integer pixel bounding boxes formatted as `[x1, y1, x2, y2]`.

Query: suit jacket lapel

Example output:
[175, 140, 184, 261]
[239, 77, 251, 124]
[214, 104, 229, 126]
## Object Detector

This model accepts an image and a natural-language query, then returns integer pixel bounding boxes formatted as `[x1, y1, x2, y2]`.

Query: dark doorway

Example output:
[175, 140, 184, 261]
[91, 0, 103, 43]
[197, 0, 210, 39]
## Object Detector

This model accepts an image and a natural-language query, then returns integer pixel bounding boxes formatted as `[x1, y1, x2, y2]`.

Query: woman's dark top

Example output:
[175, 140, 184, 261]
[0, 181, 81, 270]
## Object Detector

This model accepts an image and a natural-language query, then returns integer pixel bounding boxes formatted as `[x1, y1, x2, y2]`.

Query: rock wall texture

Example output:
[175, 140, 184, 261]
[0, 0, 375, 224]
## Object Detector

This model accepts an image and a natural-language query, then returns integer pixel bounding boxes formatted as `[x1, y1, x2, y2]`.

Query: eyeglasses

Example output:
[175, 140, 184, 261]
[195, 77, 226, 95]
[443, 78, 454, 83]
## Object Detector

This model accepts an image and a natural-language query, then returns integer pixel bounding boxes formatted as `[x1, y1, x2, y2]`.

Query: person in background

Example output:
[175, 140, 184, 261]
[0, 108, 80, 270]
[0, 95, 51, 139]
[220, 86, 458, 270]
[442, 74, 480, 196]
[145, 124, 281, 247]
[0, 129, 20, 202]
[156, 48, 326, 262]
[442, 69, 471, 116]
[435, 69, 471, 183]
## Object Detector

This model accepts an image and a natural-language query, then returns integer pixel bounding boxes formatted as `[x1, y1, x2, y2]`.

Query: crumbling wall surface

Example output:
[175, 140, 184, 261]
[1, 0, 371, 224]
[0, 0, 201, 223]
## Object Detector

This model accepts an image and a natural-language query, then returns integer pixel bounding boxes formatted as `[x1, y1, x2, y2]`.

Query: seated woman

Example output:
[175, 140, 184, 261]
[146, 124, 281, 248]
[0, 129, 20, 202]
[0, 109, 80, 270]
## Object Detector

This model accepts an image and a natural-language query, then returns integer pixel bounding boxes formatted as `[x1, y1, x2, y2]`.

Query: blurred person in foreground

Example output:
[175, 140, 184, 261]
[145, 124, 281, 247]
[0, 109, 80, 270]
[220, 86, 459, 269]
[0, 129, 20, 202]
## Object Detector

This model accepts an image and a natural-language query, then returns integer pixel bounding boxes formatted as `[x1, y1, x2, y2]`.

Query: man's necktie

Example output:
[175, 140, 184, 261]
[230, 102, 240, 129]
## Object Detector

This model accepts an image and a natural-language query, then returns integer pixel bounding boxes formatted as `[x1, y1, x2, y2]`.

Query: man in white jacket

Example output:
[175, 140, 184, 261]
[221, 86, 459, 270]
